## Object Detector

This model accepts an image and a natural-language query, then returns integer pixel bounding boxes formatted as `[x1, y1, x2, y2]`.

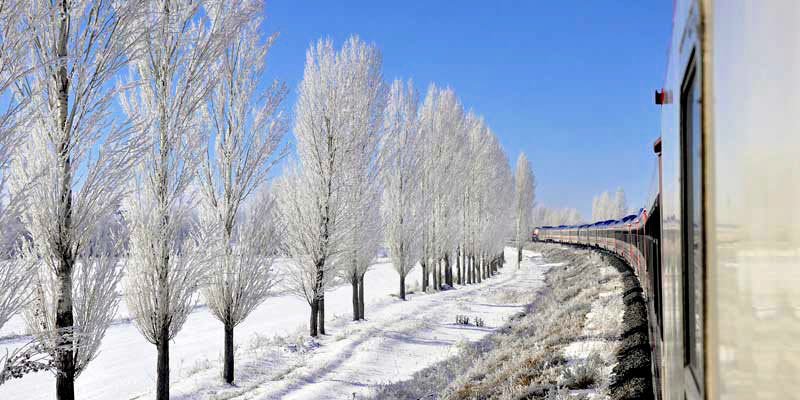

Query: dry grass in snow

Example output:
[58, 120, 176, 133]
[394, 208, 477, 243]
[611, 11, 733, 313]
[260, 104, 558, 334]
[374, 243, 627, 400]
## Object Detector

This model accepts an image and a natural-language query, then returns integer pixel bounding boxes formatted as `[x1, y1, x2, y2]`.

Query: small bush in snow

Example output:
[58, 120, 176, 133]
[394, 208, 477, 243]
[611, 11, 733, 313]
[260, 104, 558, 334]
[562, 352, 603, 390]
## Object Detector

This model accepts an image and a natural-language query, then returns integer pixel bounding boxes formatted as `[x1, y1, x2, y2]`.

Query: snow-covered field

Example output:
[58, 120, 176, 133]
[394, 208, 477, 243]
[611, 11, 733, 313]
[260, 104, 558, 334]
[0, 247, 548, 400]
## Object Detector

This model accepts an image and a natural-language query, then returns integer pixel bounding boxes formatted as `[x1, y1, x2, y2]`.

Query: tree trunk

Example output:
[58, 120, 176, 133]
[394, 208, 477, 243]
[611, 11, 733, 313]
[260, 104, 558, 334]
[443, 256, 448, 286]
[433, 260, 439, 290]
[351, 273, 359, 321]
[475, 255, 482, 283]
[472, 254, 476, 283]
[55, 365, 74, 400]
[471, 254, 476, 284]
[432, 260, 436, 290]
[444, 253, 452, 287]
[466, 254, 472, 284]
[309, 299, 318, 337]
[223, 321, 234, 384]
[53, 1, 76, 397]
[318, 293, 325, 335]
[421, 260, 428, 292]
[358, 273, 365, 320]
[54, 261, 75, 400]
[400, 273, 406, 300]
[438, 258, 443, 288]
[517, 246, 523, 269]
[156, 322, 170, 400]
[463, 250, 468, 283]
[456, 247, 461, 285]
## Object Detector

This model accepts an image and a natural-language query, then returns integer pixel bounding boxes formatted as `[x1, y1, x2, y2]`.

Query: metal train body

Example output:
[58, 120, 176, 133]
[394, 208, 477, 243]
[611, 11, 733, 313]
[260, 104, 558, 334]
[536, 1, 800, 399]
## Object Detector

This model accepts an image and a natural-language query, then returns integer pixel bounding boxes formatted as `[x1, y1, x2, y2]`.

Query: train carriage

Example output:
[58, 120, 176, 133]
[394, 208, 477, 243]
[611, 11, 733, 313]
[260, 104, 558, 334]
[534, 1, 800, 399]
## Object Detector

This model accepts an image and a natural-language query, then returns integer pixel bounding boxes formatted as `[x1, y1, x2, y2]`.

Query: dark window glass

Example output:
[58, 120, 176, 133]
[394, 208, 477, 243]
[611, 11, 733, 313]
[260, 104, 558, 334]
[680, 55, 704, 389]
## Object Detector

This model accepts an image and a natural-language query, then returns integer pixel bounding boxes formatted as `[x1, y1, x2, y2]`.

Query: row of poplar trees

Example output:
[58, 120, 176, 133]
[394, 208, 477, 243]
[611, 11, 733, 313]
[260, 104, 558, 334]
[0, 1, 534, 399]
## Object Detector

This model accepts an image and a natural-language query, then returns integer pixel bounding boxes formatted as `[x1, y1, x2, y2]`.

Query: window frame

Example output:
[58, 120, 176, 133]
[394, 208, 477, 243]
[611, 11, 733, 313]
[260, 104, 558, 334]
[679, 48, 705, 399]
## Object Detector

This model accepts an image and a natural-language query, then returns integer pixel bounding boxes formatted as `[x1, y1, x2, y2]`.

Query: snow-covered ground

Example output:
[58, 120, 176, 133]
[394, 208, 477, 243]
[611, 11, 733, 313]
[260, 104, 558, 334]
[0, 247, 548, 400]
[375, 245, 628, 400]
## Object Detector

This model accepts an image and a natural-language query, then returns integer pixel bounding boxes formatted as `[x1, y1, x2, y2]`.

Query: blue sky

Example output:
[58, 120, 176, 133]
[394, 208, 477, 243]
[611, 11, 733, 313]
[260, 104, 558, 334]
[261, 1, 673, 219]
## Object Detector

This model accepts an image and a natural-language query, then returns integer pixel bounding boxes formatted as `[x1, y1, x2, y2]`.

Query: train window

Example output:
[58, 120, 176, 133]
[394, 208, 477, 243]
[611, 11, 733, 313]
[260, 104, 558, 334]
[680, 51, 704, 393]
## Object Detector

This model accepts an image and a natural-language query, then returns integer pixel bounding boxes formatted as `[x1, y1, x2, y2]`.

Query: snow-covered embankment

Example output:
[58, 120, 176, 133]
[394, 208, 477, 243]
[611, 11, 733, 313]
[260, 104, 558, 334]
[375, 243, 641, 400]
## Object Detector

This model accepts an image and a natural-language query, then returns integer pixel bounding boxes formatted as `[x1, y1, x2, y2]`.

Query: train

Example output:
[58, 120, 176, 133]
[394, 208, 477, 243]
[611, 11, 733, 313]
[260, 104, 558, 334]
[534, 1, 800, 399]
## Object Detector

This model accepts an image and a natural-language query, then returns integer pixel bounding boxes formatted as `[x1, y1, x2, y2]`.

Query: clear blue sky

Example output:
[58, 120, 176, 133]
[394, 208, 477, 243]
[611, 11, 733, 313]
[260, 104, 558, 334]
[261, 1, 673, 219]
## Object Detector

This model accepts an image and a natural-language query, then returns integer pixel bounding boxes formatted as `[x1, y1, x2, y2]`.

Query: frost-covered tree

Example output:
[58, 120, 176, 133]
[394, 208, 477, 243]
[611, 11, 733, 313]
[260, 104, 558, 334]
[274, 163, 343, 337]
[381, 79, 422, 301]
[119, 1, 255, 398]
[591, 188, 628, 220]
[278, 36, 382, 336]
[462, 113, 490, 284]
[342, 164, 382, 320]
[613, 187, 628, 219]
[197, 8, 287, 384]
[418, 85, 465, 291]
[478, 133, 514, 275]
[533, 205, 583, 226]
[462, 117, 512, 281]
[8, 1, 144, 398]
[514, 153, 535, 266]
[338, 41, 385, 321]
[0, 0, 34, 334]
[592, 191, 612, 220]
[198, 191, 282, 383]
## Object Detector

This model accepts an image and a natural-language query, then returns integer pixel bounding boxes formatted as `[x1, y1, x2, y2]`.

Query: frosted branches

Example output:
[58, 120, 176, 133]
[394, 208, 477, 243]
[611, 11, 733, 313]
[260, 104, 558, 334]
[24, 230, 124, 376]
[277, 36, 384, 335]
[123, 187, 204, 345]
[591, 187, 628, 220]
[199, 191, 281, 330]
[381, 79, 422, 299]
[6, 0, 146, 392]
[514, 153, 535, 262]
[197, 5, 287, 336]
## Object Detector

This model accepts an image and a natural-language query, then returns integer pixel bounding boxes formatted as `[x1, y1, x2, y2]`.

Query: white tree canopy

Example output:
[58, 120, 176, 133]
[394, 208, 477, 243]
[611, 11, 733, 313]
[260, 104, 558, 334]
[338, 38, 386, 291]
[514, 152, 535, 251]
[380, 79, 422, 297]
[278, 36, 383, 304]
[9, 0, 145, 380]
[532, 205, 583, 226]
[0, 0, 35, 333]
[197, 5, 287, 332]
[418, 85, 466, 266]
[591, 187, 628, 221]
[121, 0, 255, 349]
